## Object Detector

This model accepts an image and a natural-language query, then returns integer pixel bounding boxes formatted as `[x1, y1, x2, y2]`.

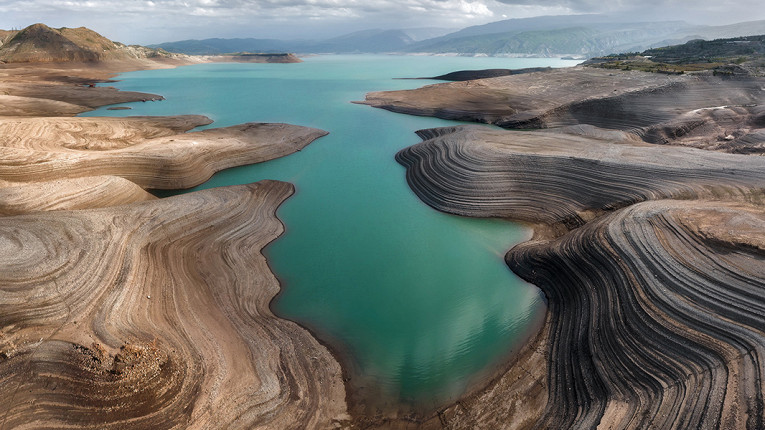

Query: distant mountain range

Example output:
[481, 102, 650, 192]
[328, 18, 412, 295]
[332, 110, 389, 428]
[151, 16, 765, 58]
[149, 27, 454, 56]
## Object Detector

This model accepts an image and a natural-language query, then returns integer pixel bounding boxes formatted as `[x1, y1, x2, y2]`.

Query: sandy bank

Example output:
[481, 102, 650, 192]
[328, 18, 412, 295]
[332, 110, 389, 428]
[0, 58, 199, 116]
[0, 116, 326, 191]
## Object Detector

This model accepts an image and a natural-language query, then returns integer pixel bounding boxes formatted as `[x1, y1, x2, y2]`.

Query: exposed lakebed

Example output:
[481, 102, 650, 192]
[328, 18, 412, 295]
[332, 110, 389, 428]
[82, 55, 579, 410]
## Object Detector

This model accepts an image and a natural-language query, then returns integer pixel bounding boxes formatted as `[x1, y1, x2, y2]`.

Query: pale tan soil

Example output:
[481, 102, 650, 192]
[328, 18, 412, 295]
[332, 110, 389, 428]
[0, 57, 349, 429]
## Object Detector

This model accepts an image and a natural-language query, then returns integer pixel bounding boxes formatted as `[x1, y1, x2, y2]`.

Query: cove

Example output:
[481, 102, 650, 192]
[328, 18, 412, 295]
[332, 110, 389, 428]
[81, 55, 579, 411]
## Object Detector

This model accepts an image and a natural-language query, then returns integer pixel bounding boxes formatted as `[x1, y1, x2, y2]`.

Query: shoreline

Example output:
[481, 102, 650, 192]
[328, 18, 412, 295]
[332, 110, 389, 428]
[361, 67, 765, 427]
[0, 58, 351, 428]
[9, 53, 763, 428]
[261, 154, 548, 426]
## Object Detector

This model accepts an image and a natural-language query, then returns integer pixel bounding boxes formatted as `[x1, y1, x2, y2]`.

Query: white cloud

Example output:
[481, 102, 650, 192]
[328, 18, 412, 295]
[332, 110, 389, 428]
[0, 0, 764, 44]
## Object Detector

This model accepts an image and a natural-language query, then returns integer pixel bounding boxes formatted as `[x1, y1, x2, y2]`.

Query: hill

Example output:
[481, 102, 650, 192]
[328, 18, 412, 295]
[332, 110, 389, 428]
[406, 20, 696, 56]
[152, 28, 424, 54]
[0, 23, 173, 63]
[150, 16, 765, 58]
[406, 16, 765, 57]
[586, 35, 765, 74]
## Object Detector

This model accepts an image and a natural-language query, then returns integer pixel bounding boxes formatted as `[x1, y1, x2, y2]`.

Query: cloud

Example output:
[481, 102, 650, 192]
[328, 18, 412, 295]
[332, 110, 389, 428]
[1, 0, 764, 44]
[491, 0, 765, 20]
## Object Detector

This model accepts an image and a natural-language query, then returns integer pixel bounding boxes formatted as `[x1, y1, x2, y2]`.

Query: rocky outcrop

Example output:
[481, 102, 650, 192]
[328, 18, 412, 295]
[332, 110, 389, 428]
[360, 68, 688, 128]
[389, 123, 765, 428]
[0, 181, 348, 429]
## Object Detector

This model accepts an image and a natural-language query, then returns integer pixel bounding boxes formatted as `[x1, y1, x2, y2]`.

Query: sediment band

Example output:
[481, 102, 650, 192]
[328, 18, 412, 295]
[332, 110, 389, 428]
[507, 200, 765, 428]
[397, 126, 765, 230]
[0, 181, 347, 429]
[0, 116, 327, 190]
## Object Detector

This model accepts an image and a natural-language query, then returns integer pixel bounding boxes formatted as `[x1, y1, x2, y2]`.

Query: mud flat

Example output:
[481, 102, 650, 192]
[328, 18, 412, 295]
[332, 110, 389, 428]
[0, 58, 349, 428]
[360, 67, 765, 428]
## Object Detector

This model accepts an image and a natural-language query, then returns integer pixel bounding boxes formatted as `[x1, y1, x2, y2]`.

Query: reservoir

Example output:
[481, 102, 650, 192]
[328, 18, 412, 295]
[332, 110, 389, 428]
[82, 55, 578, 410]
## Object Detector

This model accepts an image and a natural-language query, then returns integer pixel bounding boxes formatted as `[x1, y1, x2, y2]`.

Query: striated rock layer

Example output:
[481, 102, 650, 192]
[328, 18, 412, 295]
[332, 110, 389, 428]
[398, 126, 765, 232]
[0, 115, 327, 190]
[507, 200, 765, 429]
[0, 181, 348, 429]
[0, 53, 347, 429]
[362, 67, 765, 154]
[389, 124, 765, 429]
[0, 175, 156, 215]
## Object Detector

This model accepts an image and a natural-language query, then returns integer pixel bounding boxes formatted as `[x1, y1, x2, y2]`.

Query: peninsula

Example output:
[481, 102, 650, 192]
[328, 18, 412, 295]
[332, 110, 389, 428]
[0, 24, 348, 429]
[358, 41, 765, 428]
[3, 18, 765, 430]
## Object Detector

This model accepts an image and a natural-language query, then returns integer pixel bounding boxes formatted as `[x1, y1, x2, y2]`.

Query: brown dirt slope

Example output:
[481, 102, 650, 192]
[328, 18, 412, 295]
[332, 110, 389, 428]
[0, 23, 172, 63]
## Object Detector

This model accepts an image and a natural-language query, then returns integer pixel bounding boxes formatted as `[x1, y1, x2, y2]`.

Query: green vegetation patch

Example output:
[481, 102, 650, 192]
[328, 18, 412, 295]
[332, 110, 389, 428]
[587, 35, 765, 75]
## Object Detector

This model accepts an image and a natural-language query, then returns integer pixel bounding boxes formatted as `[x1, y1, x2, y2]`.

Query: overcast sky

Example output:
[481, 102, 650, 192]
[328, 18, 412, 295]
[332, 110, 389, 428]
[1, 0, 764, 45]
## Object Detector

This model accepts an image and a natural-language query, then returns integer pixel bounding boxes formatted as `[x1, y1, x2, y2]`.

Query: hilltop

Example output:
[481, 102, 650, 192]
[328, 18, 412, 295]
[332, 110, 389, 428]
[0, 23, 177, 63]
[151, 16, 765, 58]
[586, 35, 765, 74]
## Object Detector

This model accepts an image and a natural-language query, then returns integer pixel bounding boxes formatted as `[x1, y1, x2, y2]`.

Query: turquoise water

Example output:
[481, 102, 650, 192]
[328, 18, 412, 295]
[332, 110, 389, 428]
[82, 55, 577, 410]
